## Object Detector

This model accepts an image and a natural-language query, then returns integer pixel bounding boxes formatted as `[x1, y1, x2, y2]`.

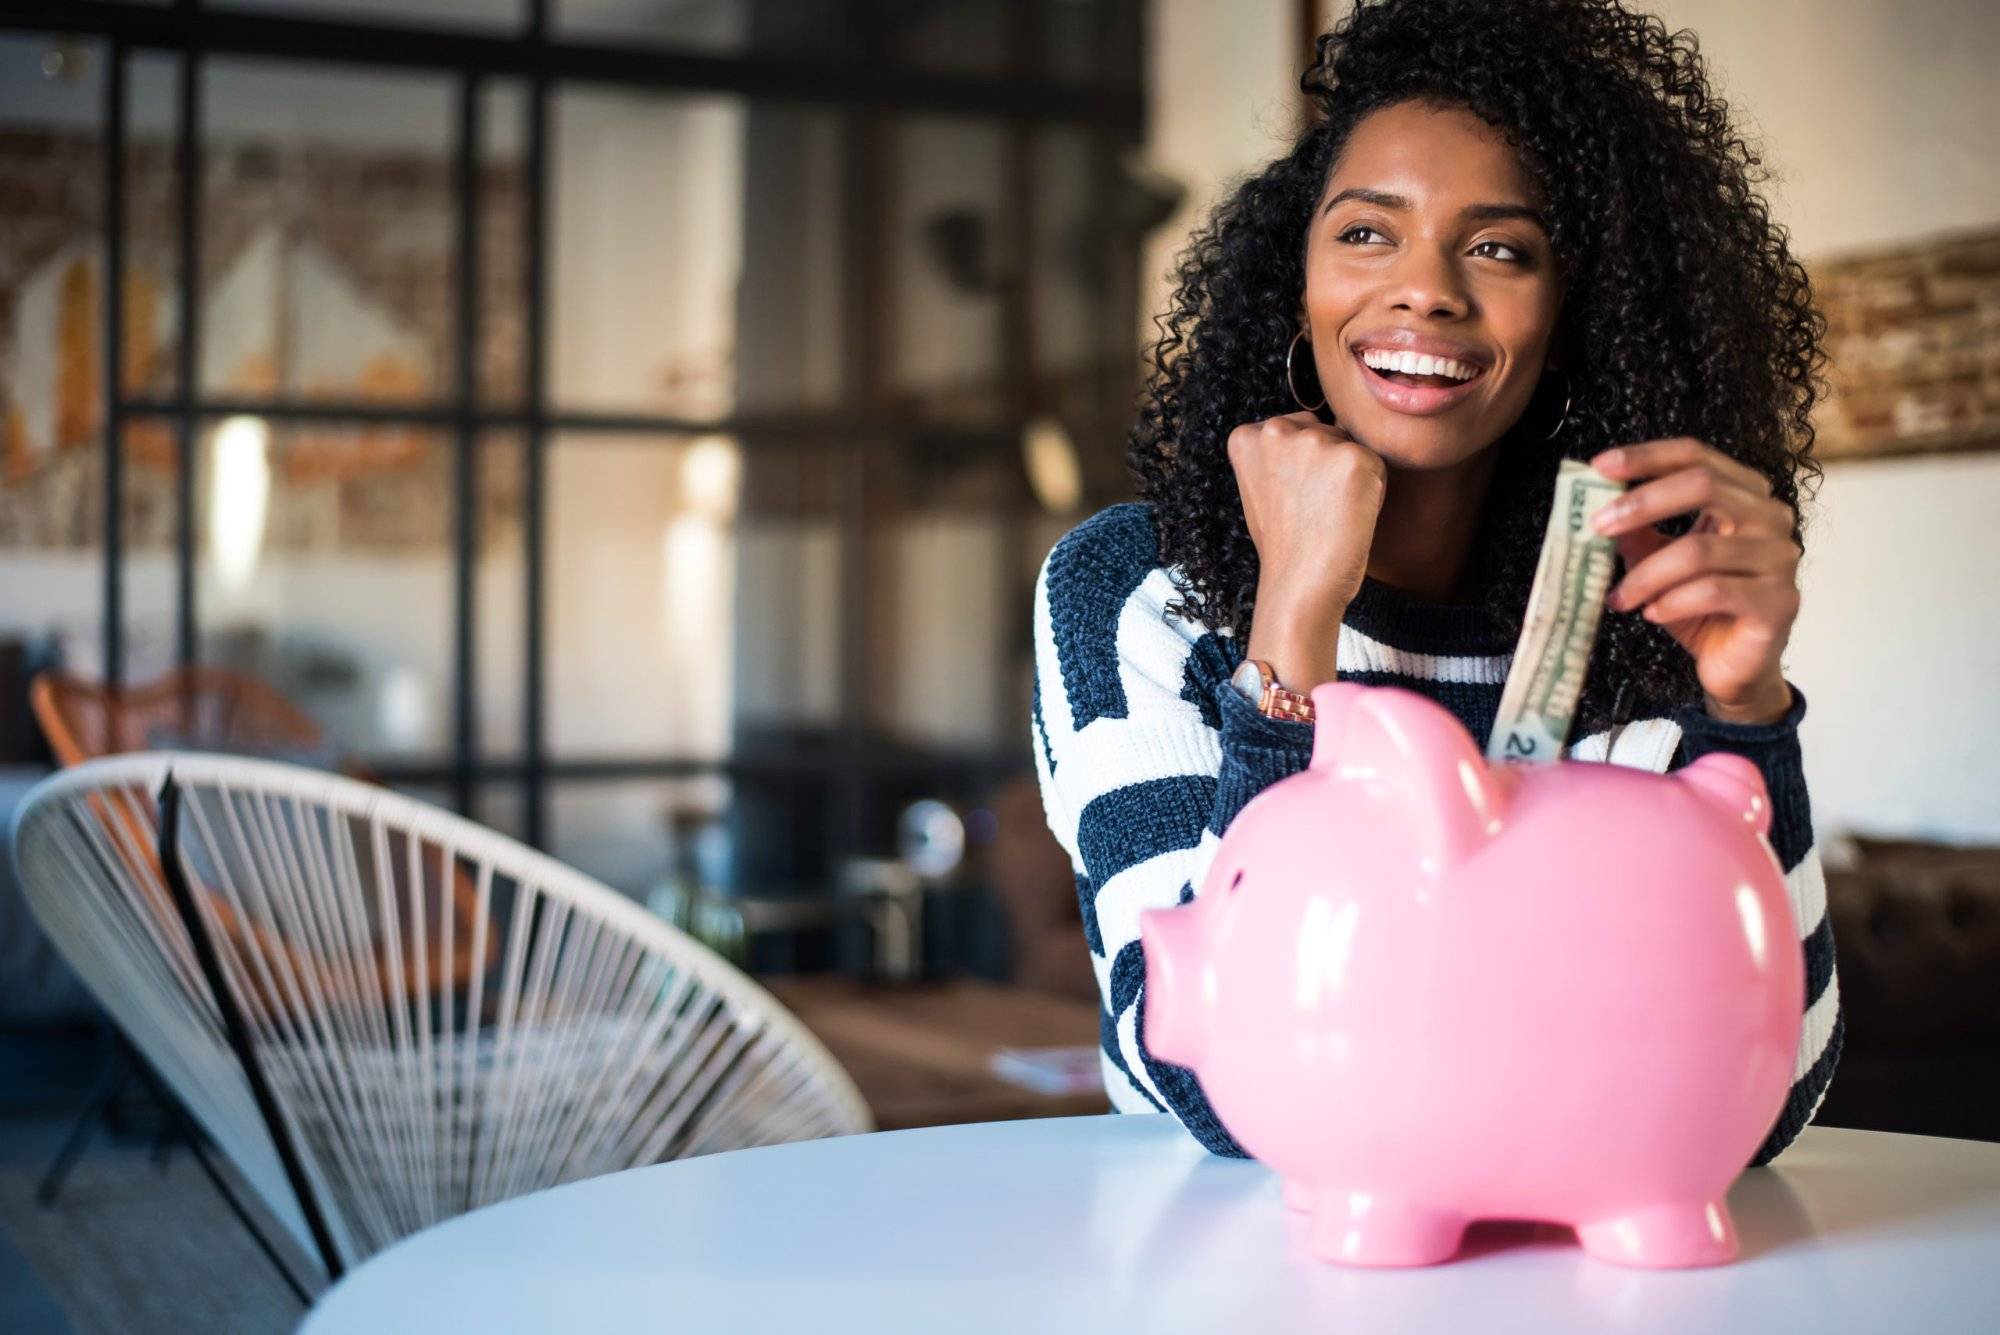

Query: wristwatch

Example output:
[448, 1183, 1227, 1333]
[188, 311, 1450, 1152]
[1228, 657, 1317, 723]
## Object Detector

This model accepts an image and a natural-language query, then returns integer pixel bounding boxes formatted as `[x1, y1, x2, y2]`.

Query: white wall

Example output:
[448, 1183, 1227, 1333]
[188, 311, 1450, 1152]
[1641, 0, 2000, 843]
[1140, 0, 1300, 350]
[1146, 0, 2000, 842]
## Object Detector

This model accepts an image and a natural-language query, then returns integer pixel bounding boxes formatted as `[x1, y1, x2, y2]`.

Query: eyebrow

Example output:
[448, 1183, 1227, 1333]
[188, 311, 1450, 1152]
[1321, 187, 1548, 230]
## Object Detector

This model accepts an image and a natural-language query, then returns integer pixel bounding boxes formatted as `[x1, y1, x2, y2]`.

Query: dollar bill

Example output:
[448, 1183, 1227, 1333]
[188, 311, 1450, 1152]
[1487, 458, 1628, 765]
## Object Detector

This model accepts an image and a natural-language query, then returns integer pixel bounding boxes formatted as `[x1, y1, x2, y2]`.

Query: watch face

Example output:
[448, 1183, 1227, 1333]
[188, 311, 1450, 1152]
[1229, 658, 1264, 701]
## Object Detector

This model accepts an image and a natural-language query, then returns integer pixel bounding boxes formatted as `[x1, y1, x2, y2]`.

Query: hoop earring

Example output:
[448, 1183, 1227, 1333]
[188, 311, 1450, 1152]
[1538, 367, 1572, 442]
[1286, 330, 1327, 413]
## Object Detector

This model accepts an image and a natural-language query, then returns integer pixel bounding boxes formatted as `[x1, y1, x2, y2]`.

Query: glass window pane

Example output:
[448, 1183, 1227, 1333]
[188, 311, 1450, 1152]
[127, 51, 183, 404]
[732, 441, 846, 741]
[1040, 0, 1140, 86]
[557, 0, 853, 61]
[1040, 0, 1101, 82]
[475, 430, 526, 760]
[552, 90, 846, 419]
[1031, 126, 1106, 385]
[473, 778, 528, 842]
[199, 59, 455, 406]
[548, 773, 839, 969]
[0, 33, 105, 675]
[865, 503, 1014, 755]
[734, 101, 850, 415]
[478, 80, 526, 410]
[894, 0, 1014, 76]
[121, 417, 179, 681]
[888, 115, 1009, 425]
[212, 1, 526, 32]
[551, 89, 737, 419]
[549, 775, 732, 900]
[196, 418, 454, 763]
[547, 433, 740, 759]
[548, 433, 845, 760]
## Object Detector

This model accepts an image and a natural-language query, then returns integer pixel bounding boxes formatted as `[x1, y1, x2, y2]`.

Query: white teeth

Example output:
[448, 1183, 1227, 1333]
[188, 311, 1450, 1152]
[1359, 347, 1480, 382]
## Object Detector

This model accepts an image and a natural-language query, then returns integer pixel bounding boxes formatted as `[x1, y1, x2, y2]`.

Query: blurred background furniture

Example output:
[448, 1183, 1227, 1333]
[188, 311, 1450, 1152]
[1815, 835, 2000, 1144]
[982, 774, 1098, 1006]
[30, 666, 348, 773]
[761, 973, 1107, 1130]
[12, 752, 871, 1289]
[31, 665, 494, 990]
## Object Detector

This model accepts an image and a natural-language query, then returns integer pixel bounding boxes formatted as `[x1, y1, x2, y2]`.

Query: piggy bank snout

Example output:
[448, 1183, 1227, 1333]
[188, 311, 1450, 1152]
[1140, 902, 1214, 1070]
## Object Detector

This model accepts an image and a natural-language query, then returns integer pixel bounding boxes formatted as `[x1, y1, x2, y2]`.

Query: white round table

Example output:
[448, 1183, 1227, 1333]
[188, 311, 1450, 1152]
[304, 1115, 2000, 1334]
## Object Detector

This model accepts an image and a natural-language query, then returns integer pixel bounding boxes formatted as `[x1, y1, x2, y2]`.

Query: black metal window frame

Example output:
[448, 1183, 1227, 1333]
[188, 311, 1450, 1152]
[2, 0, 1146, 859]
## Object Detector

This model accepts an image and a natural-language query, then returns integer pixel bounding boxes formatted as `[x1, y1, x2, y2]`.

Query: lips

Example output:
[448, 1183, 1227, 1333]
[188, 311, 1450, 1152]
[1350, 345, 1488, 417]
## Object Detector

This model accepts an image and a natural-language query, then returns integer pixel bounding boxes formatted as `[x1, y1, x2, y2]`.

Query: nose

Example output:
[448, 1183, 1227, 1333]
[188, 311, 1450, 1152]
[1386, 242, 1471, 320]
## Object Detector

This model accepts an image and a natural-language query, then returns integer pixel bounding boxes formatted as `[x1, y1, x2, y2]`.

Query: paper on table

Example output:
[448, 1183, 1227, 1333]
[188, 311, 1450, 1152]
[989, 1045, 1103, 1096]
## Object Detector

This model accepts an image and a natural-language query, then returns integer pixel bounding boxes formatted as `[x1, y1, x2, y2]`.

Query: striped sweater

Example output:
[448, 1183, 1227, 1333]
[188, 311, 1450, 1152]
[1029, 501, 1843, 1168]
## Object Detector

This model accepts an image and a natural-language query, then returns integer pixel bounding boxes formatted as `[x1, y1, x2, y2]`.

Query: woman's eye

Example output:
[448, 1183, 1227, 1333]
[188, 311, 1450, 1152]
[1336, 225, 1386, 246]
[1472, 240, 1524, 262]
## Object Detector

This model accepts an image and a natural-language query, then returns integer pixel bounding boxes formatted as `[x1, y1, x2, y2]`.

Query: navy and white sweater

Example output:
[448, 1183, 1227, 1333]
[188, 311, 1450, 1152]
[1029, 502, 1843, 1168]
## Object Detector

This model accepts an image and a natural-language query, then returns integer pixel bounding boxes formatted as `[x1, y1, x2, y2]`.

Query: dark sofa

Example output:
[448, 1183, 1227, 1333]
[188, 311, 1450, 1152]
[1813, 836, 2000, 1144]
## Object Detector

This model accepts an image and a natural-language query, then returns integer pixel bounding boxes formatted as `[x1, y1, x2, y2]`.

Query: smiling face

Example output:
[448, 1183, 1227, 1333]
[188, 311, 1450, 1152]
[1303, 99, 1564, 471]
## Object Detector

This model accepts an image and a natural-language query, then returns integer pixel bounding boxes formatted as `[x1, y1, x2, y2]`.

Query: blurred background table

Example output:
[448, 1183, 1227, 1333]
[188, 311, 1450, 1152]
[303, 1118, 2000, 1335]
[759, 975, 1110, 1129]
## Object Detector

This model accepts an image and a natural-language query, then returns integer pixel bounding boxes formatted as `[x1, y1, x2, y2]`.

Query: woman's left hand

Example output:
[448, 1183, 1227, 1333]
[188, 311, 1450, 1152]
[1588, 437, 1800, 726]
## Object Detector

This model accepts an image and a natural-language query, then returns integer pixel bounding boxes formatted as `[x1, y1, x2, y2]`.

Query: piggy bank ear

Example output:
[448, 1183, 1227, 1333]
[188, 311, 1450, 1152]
[1312, 683, 1508, 874]
[1306, 681, 1369, 770]
[1675, 753, 1773, 838]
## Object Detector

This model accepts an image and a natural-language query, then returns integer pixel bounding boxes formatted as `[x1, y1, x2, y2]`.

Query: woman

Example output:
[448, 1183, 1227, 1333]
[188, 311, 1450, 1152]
[1030, 0, 1840, 1166]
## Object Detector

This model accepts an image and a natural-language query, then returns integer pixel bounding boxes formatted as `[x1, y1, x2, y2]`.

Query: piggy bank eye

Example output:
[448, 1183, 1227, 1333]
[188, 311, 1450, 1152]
[1228, 869, 1244, 894]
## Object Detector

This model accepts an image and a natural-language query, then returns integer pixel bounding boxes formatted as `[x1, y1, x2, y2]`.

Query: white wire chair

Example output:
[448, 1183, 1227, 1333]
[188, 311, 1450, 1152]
[10, 752, 873, 1280]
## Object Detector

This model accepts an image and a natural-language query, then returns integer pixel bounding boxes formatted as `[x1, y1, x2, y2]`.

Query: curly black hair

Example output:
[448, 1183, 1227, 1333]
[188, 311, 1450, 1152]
[1130, 0, 1828, 735]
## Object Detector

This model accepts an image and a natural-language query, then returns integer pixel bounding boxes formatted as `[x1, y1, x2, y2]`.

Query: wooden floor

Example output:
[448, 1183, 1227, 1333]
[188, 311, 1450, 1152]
[760, 975, 1111, 1130]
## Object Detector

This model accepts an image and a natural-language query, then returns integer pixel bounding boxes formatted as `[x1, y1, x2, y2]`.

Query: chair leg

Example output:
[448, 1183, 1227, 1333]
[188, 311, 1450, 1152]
[35, 1045, 128, 1206]
[180, 1125, 317, 1308]
[157, 774, 345, 1284]
[118, 1039, 319, 1308]
[150, 1119, 178, 1173]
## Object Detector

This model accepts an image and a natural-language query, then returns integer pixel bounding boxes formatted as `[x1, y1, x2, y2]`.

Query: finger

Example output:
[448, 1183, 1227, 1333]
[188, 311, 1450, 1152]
[1590, 465, 1781, 539]
[1640, 572, 1797, 626]
[1608, 532, 1793, 612]
[1612, 526, 1670, 574]
[1591, 436, 1772, 496]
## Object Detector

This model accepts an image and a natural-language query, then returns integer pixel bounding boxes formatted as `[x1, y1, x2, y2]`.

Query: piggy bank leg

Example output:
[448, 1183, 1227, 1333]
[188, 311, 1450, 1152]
[1574, 1199, 1738, 1268]
[1303, 1191, 1468, 1267]
[1282, 1179, 1314, 1215]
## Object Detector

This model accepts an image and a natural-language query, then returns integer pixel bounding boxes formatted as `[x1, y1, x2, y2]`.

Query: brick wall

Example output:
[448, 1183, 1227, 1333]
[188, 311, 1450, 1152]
[1812, 227, 2000, 460]
[0, 127, 523, 553]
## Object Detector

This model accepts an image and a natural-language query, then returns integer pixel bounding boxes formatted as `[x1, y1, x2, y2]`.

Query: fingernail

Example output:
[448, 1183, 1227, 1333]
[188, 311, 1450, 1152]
[1595, 449, 1624, 472]
[1591, 505, 1621, 533]
[1607, 583, 1627, 610]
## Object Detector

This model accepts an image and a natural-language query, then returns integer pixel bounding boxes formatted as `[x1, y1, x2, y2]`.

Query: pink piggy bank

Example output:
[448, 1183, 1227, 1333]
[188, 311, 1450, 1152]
[1140, 681, 1801, 1269]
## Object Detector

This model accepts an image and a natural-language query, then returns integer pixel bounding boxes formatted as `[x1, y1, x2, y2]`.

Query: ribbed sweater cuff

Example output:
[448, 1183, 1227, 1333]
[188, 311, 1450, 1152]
[1211, 680, 1316, 836]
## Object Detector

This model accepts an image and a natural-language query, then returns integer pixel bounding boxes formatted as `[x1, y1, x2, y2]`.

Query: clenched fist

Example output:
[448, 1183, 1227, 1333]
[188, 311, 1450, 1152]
[1230, 411, 1388, 695]
[1230, 410, 1387, 625]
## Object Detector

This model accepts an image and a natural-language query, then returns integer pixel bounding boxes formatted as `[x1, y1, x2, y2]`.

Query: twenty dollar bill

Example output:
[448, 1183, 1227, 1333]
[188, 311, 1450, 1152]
[1487, 458, 1628, 764]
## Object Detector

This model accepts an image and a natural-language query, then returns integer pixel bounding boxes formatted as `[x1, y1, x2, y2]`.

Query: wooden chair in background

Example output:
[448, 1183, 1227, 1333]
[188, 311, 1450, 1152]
[29, 665, 494, 995]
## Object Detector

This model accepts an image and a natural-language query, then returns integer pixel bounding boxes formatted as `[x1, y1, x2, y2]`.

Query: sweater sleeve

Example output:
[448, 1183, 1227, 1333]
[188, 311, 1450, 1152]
[1029, 509, 1313, 1156]
[1669, 682, 1844, 1167]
